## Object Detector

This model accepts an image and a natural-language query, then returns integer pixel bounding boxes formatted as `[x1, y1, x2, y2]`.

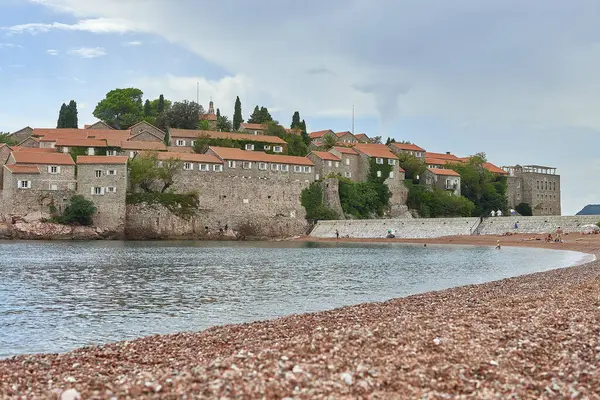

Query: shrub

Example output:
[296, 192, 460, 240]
[56, 195, 97, 226]
[300, 182, 338, 221]
[516, 202, 533, 216]
[127, 192, 199, 220]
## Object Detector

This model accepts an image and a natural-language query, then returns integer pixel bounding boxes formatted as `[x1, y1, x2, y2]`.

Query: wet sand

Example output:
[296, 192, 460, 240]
[1, 234, 600, 398]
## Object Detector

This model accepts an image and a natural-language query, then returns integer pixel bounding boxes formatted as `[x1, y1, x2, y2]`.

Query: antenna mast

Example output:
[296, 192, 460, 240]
[352, 105, 355, 134]
[196, 82, 199, 104]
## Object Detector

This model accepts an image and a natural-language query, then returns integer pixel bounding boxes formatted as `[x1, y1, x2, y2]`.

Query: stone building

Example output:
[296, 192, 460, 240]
[128, 121, 166, 142]
[308, 147, 361, 181]
[502, 165, 561, 216]
[389, 142, 426, 159]
[421, 168, 461, 196]
[169, 129, 287, 153]
[240, 123, 267, 135]
[76, 156, 129, 230]
[354, 133, 371, 143]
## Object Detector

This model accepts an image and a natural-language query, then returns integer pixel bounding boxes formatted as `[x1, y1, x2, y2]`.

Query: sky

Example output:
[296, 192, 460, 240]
[0, 0, 599, 215]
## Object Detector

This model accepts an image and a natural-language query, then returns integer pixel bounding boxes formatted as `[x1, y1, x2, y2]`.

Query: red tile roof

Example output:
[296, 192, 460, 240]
[354, 133, 370, 141]
[166, 146, 194, 153]
[55, 138, 107, 148]
[77, 156, 128, 165]
[332, 146, 359, 155]
[209, 146, 314, 166]
[309, 130, 333, 139]
[156, 152, 222, 164]
[335, 131, 355, 138]
[309, 151, 341, 161]
[199, 113, 217, 121]
[33, 128, 129, 137]
[4, 165, 40, 174]
[120, 141, 167, 151]
[426, 157, 455, 166]
[483, 162, 509, 175]
[240, 123, 267, 130]
[169, 129, 286, 144]
[353, 143, 398, 159]
[11, 151, 75, 165]
[10, 146, 56, 153]
[390, 142, 426, 152]
[425, 152, 459, 161]
[428, 168, 460, 177]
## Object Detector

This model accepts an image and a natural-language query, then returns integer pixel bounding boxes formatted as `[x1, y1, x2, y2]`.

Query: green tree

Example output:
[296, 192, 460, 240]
[193, 133, 212, 154]
[291, 111, 301, 128]
[0, 132, 16, 145]
[516, 202, 533, 216]
[128, 152, 182, 193]
[157, 94, 166, 114]
[396, 152, 427, 181]
[233, 96, 243, 130]
[66, 100, 78, 128]
[300, 182, 338, 221]
[371, 136, 382, 144]
[93, 88, 144, 129]
[217, 114, 233, 132]
[57, 103, 67, 128]
[320, 134, 338, 150]
[197, 119, 212, 130]
[144, 99, 152, 117]
[300, 120, 309, 145]
[248, 105, 273, 124]
[216, 108, 221, 119]
[165, 100, 204, 129]
[57, 195, 97, 226]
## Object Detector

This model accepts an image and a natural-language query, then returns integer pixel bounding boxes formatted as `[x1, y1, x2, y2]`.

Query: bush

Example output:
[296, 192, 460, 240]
[127, 192, 199, 220]
[56, 195, 97, 226]
[516, 202, 533, 216]
[405, 181, 474, 218]
[300, 182, 338, 221]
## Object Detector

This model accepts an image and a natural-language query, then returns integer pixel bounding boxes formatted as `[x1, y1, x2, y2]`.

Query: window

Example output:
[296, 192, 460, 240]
[106, 150, 117, 156]
[553, 182, 556, 191]
[273, 146, 283, 153]
[106, 186, 116, 193]
[389, 171, 394, 178]
[536, 181, 539, 189]
[271, 163, 279, 171]
[176, 139, 185, 146]
[92, 187, 104, 195]
[258, 162, 267, 170]
[345, 158, 350, 166]
[294, 165, 302, 173]
[377, 170, 382, 177]
[213, 164, 223, 172]
[242, 161, 252, 169]
[18, 180, 31, 189]
[107, 170, 117, 176]
[49, 184, 58, 191]
[388, 159, 396, 165]
[376, 158, 383, 164]
[228, 160, 236, 168]
[129, 151, 136, 158]
[264, 145, 271, 151]
[245, 144, 255, 151]
[334, 162, 340, 168]
[517, 181, 521, 188]
[344, 172, 352, 178]
[544, 181, 548, 190]
[183, 162, 193, 170]
[303, 166, 311, 173]
[48, 166, 60, 174]
[95, 170, 102, 178]
[199, 164, 209, 171]
[281, 164, 289, 172]
[328, 161, 332, 167]
[87, 147, 95, 156]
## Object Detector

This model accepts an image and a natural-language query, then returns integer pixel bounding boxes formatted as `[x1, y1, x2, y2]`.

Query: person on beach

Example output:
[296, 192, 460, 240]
[556, 227, 563, 243]
[514, 222, 518, 229]
[335, 229, 339, 239]
[495, 240, 501, 249]
[490, 210, 496, 217]
[496, 209, 503, 217]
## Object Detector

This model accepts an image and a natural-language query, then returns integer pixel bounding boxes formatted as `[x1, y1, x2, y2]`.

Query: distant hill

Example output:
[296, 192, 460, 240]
[576, 204, 600, 215]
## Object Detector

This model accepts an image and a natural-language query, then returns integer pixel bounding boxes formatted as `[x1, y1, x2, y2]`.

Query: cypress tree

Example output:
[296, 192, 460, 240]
[67, 100, 78, 128]
[144, 100, 152, 117]
[157, 94, 165, 114]
[233, 96, 243, 130]
[300, 119, 310, 145]
[57, 103, 67, 128]
[291, 111, 301, 128]
[216, 108, 221, 119]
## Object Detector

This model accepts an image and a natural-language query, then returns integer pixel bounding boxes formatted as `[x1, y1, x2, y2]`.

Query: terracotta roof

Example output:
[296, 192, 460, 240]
[55, 138, 107, 148]
[209, 146, 314, 166]
[332, 146, 359, 155]
[390, 142, 426, 152]
[428, 168, 460, 177]
[11, 151, 75, 165]
[354, 133, 369, 140]
[309, 151, 341, 161]
[169, 129, 286, 144]
[4, 165, 40, 174]
[335, 131, 355, 138]
[309, 130, 333, 139]
[77, 156, 128, 165]
[426, 157, 454, 166]
[199, 113, 217, 121]
[10, 146, 56, 153]
[240, 123, 266, 130]
[167, 146, 194, 153]
[33, 128, 129, 137]
[483, 162, 509, 175]
[156, 152, 222, 164]
[120, 141, 167, 151]
[353, 143, 398, 159]
[425, 152, 459, 161]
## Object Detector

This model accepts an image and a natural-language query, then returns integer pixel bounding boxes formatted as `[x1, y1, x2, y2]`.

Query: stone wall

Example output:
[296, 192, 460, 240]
[320, 178, 344, 219]
[478, 215, 599, 235]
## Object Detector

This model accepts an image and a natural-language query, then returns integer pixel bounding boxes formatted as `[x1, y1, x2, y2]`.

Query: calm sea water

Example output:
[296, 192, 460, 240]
[0, 241, 591, 358]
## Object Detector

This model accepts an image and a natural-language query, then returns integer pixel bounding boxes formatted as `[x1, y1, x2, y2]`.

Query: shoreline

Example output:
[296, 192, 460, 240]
[2, 235, 600, 398]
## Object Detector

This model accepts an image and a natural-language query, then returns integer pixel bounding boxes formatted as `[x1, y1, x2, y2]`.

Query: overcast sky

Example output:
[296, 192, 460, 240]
[1, 0, 598, 214]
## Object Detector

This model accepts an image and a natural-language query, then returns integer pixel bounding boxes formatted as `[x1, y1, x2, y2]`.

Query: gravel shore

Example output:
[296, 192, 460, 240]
[1, 234, 600, 399]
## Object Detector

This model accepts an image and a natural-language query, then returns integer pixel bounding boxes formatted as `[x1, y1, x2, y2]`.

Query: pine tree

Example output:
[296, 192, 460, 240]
[291, 111, 301, 128]
[57, 103, 67, 128]
[258, 107, 272, 123]
[248, 105, 261, 123]
[144, 100, 152, 117]
[157, 94, 165, 114]
[67, 100, 78, 128]
[233, 96, 243, 130]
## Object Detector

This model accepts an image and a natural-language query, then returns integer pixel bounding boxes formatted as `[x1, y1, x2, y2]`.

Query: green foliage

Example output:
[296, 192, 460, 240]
[233, 96, 243, 130]
[338, 177, 384, 218]
[263, 121, 306, 156]
[128, 152, 182, 193]
[300, 182, 338, 221]
[291, 111, 301, 129]
[144, 99, 152, 117]
[248, 105, 273, 124]
[93, 88, 144, 129]
[447, 155, 508, 217]
[320, 134, 338, 150]
[371, 136, 382, 144]
[0, 132, 16, 145]
[156, 94, 166, 114]
[405, 181, 475, 218]
[516, 202, 533, 216]
[57, 100, 78, 128]
[127, 192, 199, 220]
[216, 114, 233, 132]
[396, 152, 426, 181]
[300, 120, 309, 145]
[197, 119, 212, 130]
[55, 195, 97, 226]
[166, 100, 204, 129]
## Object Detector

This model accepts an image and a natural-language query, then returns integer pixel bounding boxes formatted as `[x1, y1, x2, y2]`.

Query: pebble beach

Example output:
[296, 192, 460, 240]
[1, 234, 600, 399]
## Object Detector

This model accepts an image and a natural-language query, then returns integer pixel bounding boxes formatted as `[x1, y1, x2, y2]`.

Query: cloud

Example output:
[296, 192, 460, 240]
[46, 49, 58, 55]
[122, 41, 142, 46]
[2, 18, 138, 35]
[0, 43, 22, 48]
[67, 47, 106, 58]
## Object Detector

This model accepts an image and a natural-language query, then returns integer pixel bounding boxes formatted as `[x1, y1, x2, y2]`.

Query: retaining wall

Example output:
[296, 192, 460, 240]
[478, 215, 600, 235]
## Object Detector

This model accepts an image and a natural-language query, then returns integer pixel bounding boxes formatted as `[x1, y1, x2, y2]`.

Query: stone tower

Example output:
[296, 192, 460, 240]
[208, 98, 215, 115]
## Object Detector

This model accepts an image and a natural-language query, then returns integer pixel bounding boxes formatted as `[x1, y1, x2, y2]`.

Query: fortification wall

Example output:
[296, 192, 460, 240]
[126, 176, 310, 239]
[320, 178, 345, 219]
[478, 215, 600, 235]
[310, 217, 480, 239]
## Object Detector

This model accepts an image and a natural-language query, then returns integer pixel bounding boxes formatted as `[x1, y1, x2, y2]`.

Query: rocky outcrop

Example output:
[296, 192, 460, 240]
[0, 213, 120, 240]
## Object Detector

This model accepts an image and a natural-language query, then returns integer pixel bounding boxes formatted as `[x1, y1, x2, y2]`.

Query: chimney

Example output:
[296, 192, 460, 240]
[446, 152, 451, 155]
